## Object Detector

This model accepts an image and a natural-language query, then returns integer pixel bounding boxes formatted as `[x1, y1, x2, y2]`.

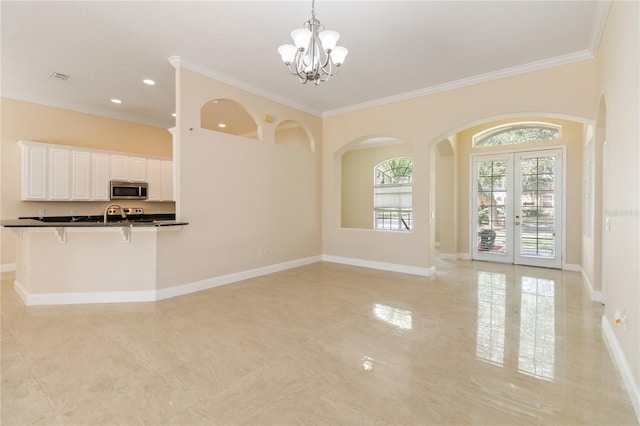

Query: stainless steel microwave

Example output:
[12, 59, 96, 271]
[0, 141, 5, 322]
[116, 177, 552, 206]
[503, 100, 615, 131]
[110, 180, 148, 200]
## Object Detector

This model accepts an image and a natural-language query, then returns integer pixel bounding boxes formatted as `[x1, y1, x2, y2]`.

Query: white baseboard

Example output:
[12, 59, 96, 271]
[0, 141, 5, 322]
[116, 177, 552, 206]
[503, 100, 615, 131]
[15, 279, 156, 305]
[602, 315, 640, 422]
[458, 252, 471, 260]
[1, 263, 16, 273]
[438, 253, 458, 261]
[563, 263, 582, 272]
[322, 255, 434, 277]
[14, 256, 323, 306]
[581, 270, 603, 303]
[155, 255, 322, 301]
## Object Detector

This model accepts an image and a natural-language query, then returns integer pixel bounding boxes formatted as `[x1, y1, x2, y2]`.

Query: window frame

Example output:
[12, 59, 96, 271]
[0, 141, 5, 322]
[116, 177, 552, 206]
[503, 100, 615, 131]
[373, 157, 413, 232]
[473, 122, 562, 148]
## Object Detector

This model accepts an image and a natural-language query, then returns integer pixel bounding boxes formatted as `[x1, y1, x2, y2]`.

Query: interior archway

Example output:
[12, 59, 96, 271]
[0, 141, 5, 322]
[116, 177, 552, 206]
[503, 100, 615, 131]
[427, 114, 590, 270]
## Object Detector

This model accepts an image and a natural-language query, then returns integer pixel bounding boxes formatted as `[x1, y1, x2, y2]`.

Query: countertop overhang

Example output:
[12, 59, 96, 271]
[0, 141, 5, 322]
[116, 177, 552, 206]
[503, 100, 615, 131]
[2, 214, 188, 228]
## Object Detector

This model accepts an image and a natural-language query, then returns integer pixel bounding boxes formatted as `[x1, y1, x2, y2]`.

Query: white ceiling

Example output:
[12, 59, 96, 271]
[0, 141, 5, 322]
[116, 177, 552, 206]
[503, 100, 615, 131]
[1, 1, 609, 129]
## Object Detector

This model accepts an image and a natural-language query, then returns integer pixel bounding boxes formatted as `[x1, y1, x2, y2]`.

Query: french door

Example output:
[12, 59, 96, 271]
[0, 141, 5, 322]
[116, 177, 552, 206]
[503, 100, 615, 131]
[472, 149, 563, 268]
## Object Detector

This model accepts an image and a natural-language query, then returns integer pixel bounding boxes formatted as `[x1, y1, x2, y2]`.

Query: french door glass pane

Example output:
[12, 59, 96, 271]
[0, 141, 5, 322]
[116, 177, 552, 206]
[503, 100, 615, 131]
[519, 156, 556, 258]
[477, 160, 507, 254]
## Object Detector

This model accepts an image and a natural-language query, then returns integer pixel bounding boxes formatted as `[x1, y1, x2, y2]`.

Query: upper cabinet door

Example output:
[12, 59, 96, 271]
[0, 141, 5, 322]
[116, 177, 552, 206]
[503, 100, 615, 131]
[19, 141, 48, 200]
[128, 157, 147, 181]
[111, 155, 128, 180]
[161, 160, 174, 201]
[71, 150, 91, 200]
[92, 153, 110, 201]
[146, 159, 162, 201]
[49, 147, 71, 200]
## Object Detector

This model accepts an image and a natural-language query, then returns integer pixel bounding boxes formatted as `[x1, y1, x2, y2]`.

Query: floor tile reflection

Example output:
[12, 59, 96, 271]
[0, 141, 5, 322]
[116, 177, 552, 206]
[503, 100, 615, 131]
[1, 260, 637, 425]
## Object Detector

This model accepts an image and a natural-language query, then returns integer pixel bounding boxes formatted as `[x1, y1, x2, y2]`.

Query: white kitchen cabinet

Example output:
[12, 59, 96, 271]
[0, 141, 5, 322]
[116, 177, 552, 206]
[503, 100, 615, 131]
[71, 150, 91, 200]
[92, 153, 110, 201]
[19, 141, 48, 200]
[146, 159, 162, 201]
[111, 155, 146, 182]
[129, 157, 147, 181]
[19, 140, 171, 202]
[111, 155, 129, 180]
[49, 147, 71, 200]
[148, 159, 172, 201]
[161, 160, 174, 201]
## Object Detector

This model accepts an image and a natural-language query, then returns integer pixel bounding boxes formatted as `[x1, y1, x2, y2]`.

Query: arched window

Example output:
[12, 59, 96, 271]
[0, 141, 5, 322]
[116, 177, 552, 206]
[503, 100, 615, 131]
[373, 158, 412, 231]
[473, 122, 561, 148]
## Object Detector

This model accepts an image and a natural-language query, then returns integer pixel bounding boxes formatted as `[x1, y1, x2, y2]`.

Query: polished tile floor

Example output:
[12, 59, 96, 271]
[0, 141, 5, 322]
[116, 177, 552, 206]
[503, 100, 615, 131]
[1, 260, 638, 425]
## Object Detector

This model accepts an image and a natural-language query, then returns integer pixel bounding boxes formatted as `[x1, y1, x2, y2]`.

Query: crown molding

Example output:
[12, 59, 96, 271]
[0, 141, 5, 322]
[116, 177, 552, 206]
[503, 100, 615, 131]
[322, 50, 595, 118]
[587, 0, 612, 55]
[169, 57, 323, 118]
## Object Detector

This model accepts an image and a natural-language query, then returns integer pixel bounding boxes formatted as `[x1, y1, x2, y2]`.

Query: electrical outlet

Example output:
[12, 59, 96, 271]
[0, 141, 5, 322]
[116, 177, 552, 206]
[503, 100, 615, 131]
[38, 208, 45, 217]
[263, 248, 268, 256]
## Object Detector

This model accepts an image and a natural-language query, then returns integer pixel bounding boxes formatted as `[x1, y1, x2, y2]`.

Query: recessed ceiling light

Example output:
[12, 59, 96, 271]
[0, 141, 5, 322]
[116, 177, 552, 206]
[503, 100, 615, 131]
[218, 123, 226, 128]
[143, 79, 156, 86]
[111, 99, 122, 104]
[172, 113, 176, 117]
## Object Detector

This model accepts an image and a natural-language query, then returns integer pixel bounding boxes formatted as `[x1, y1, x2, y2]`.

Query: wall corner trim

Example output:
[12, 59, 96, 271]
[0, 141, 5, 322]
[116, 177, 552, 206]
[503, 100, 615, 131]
[602, 315, 640, 423]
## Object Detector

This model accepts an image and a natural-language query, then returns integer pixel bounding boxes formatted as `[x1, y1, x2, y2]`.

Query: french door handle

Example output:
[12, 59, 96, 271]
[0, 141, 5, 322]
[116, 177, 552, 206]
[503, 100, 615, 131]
[515, 221, 520, 225]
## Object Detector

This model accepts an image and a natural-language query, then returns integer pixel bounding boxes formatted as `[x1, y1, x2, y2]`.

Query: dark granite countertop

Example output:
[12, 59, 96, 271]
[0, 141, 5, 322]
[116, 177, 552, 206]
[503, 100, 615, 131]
[2, 213, 188, 228]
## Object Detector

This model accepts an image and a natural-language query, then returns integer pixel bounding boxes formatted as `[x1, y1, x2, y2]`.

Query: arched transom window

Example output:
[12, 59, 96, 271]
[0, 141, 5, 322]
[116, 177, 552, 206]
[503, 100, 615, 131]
[473, 122, 561, 148]
[373, 158, 413, 231]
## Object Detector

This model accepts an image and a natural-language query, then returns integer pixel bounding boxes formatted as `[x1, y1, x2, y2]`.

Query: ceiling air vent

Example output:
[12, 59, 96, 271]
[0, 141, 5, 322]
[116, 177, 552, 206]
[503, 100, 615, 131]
[49, 72, 70, 81]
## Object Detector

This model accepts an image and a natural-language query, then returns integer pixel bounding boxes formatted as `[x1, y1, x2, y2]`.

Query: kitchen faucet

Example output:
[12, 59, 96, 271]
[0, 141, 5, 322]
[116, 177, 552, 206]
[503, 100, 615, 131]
[103, 204, 127, 224]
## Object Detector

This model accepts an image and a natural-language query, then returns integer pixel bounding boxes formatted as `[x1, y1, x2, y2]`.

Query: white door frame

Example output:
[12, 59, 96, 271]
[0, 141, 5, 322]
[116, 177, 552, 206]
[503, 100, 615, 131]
[470, 146, 566, 269]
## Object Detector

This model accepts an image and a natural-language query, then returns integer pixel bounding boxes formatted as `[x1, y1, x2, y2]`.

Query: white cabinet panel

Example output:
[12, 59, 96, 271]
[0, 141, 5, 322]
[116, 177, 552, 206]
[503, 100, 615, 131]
[146, 159, 162, 201]
[71, 151, 91, 200]
[161, 160, 174, 201]
[19, 142, 47, 200]
[129, 157, 147, 181]
[49, 147, 70, 200]
[111, 155, 128, 180]
[92, 153, 110, 201]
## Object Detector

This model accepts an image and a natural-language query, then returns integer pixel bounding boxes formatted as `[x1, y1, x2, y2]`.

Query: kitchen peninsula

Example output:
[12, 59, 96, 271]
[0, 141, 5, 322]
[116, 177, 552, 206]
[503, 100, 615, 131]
[2, 214, 188, 305]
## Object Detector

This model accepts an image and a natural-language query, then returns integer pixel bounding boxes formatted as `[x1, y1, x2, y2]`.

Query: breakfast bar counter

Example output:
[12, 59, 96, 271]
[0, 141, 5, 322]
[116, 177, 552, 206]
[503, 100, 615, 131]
[2, 216, 188, 305]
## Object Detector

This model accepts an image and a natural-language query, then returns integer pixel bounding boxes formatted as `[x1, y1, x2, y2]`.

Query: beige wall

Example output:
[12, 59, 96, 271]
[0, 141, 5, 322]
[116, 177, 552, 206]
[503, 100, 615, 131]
[596, 0, 640, 400]
[435, 137, 457, 255]
[323, 60, 596, 270]
[0, 98, 173, 266]
[155, 67, 323, 289]
[341, 143, 412, 229]
[454, 117, 584, 265]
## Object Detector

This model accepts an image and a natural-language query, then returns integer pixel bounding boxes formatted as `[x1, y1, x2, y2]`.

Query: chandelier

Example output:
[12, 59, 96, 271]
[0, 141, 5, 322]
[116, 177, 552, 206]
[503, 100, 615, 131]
[277, 0, 348, 85]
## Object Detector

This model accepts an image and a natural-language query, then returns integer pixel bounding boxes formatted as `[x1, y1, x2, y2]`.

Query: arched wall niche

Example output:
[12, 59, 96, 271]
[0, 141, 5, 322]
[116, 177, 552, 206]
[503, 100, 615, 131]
[338, 135, 412, 230]
[200, 98, 260, 140]
[274, 120, 314, 152]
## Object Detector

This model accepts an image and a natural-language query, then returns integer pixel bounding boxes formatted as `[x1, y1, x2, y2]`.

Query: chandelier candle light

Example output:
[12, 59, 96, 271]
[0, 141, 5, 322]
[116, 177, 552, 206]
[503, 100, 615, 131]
[278, 0, 348, 85]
